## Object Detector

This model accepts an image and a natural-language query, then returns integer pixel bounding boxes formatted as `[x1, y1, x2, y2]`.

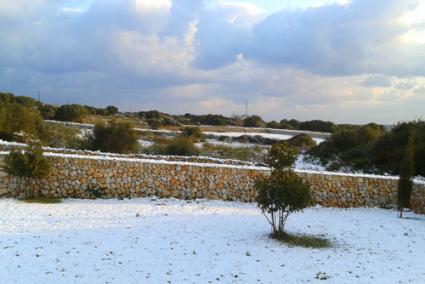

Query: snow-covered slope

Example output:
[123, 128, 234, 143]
[0, 198, 424, 283]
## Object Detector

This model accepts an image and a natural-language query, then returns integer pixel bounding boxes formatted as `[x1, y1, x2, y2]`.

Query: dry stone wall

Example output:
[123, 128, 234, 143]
[0, 153, 424, 214]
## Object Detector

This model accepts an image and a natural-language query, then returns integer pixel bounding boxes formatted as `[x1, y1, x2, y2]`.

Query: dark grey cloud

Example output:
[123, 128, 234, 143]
[0, 0, 424, 123]
[194, 0, 425, 76]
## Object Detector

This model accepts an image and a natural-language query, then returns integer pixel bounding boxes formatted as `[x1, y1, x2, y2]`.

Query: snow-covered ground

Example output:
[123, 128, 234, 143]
[138, 139, 154, 147]
[204, 131, 325, 144]
[294, 154, 326, 171]
[0, 198, 424, 284]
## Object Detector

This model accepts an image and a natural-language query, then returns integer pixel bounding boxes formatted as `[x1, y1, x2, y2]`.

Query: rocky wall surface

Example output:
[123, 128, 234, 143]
[0, 154, 424, 214]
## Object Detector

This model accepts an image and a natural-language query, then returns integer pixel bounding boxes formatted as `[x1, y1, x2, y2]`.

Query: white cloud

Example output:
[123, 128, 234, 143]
[0, 0, 424, 123]
[62, 7, 84, 14]
[134, 0, 172, 13]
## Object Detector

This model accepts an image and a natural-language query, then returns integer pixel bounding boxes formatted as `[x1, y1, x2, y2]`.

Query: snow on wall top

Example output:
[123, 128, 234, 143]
[0, 140, 256, 166]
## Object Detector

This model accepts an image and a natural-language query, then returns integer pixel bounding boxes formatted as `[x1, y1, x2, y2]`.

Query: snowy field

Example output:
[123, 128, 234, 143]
[203, 131, 325, 144]
[0, 199, 424, 284]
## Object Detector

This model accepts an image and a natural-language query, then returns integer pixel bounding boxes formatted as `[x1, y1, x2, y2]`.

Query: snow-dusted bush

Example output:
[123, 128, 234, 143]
[2, 141, 51, 198]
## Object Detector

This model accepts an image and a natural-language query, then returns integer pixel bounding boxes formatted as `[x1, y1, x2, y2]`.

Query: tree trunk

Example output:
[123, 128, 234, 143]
[25, 178, 34, 199]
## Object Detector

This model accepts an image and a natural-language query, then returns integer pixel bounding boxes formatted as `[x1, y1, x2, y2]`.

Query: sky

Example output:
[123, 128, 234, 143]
[0, 0, 424, 124]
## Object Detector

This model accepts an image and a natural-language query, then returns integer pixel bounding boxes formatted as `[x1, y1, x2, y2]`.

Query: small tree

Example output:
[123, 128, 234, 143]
[256, 143, 311, 237]
[2, 141, 51, 198]
[397, 134, 415, 218]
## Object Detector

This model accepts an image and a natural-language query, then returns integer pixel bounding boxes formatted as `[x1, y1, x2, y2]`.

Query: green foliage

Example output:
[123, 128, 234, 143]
[265, 142, 298, 170]
[19, 197, 61, 204]
[266, 120, 280, 129]
[38, 123, 85, 149]
[147, 118, 162, 129]
[199, 143, 265, 162]
[139, 110, 181, 128]
[3, 142, 51, 198]
[165, 136, 198, 156]
[3, 142, 51, 179]
[54, 104, 88, 122]
[0, 101, 44, 141]
[298, 120, 337, 133]
[287, 134, 316, 151]
[88, 121, 140, 154]
[309, 123, 387, 172]
[176, 113, 231, 126]
[397, 134, 415, 217]
[181, 126, 203, 141]
[371, 121, 425, 176]
[308, 120, 425, 176]
[243, 115, 266, 128]
[38, 104, 59, 120]
[256, 143, 311, 235]
[0, 92, 38, 107]
[271, 231, 331, 248]
[105, 105, 119, 115]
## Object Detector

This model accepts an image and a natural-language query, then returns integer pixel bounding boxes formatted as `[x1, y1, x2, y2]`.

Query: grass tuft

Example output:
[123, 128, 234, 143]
[271, 231, 331, 248]
[18, 197, 62, 204]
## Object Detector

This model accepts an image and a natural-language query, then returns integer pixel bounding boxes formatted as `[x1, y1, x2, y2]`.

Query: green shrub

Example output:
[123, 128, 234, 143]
[287, 134, 316, 151]
[298, 120, 337, 133]
[38, 123, 85, 149]
[256, 143, 311, 236]
[88, 121, 140, 154]
[54, 104, 88, 123]
[38, 104, 58, 120]
[243, 115, 266, 128]
[181, 126, 203, 141]
[165, 136, 198, 156]
[0, 102, 44, 141]
[147, 118, 162, 130]
[105, 105, 119, 115]
[308, 123, 387, 173]
[2, 141, 51, 198]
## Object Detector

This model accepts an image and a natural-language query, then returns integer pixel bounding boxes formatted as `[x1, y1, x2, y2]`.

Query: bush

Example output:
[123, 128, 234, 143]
[2, 141, 51, 198]
[298, 120, 337, 133]
[287, 134, 316, 151]
[165, 136, 198, 156]
[243, 115, 266, 128]
[200, 143, 265, 162]
[105, 105, 119, 115]
[308, 123, 387, 172]
[181, 126, 203, 141]
[256, 143, 311, 236]
[38, 123, 85, 149]
[0, 102, 44, 141]
[397, 134, 415, 218]
[38, 104, 58, 120]
[88, 121, 140, 154]
[54, 104, 88, 122]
